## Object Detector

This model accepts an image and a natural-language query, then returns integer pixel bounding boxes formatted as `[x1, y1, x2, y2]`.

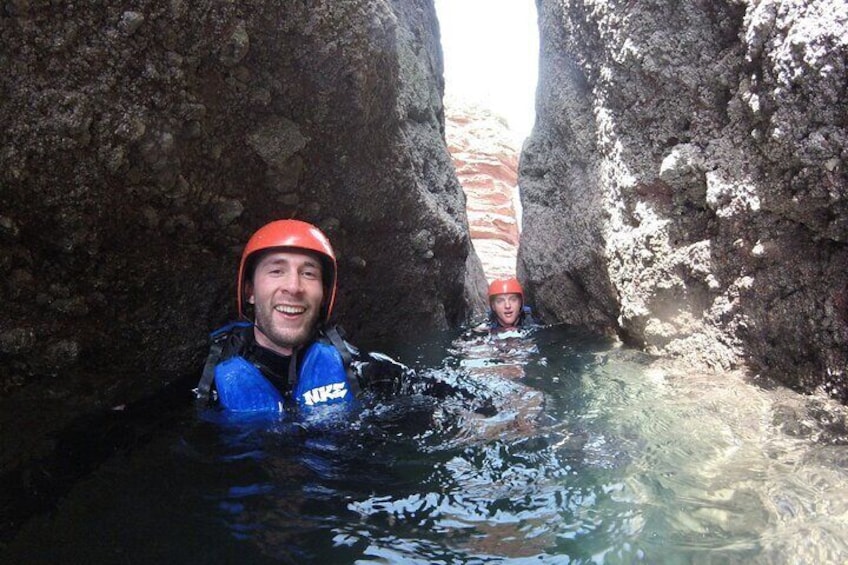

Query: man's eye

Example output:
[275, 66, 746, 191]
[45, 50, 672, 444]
[302, 270, 319, 279]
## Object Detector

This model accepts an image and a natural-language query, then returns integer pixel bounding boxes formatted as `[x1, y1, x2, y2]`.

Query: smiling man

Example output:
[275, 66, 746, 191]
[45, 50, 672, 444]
[196, 219, 407, 415]
[249, 249, 325, 356]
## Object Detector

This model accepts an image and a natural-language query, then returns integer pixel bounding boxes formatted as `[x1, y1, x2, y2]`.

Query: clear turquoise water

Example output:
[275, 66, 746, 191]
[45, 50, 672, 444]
[4, 324, 848, 563]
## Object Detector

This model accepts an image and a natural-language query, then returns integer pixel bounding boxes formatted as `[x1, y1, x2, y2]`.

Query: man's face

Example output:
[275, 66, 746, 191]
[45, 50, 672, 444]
[246, 249, 324, 356]
[491, 293, 522, 328]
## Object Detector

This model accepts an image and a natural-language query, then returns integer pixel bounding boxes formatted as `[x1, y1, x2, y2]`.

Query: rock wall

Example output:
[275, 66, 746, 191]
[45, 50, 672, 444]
[520, 0, 847, 396]
[445, 101, 521, 281]
[0, 0, 486, 461]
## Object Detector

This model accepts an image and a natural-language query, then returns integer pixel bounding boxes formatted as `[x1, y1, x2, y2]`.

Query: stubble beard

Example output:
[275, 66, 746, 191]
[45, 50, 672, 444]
[254, 304, 320, 354]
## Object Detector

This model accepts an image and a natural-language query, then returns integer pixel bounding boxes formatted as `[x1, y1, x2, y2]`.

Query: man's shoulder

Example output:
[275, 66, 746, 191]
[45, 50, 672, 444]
[208, 320, 255, 362]
[210, 320, 253, 341]
[521, 306, 541, 326]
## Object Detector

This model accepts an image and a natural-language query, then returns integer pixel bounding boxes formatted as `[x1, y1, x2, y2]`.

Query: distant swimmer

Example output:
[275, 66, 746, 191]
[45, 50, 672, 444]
[441, 278, 547, 439]
[469, 277, 541, 336]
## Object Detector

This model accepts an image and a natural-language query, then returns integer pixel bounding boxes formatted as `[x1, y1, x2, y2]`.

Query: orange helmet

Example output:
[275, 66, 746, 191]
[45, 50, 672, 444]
[488, 277, 523, 301]
[237, 219, 337, 322]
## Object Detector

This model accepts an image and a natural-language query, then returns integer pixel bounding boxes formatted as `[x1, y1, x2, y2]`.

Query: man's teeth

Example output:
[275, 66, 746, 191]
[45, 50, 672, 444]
[274, 305, 306, 314]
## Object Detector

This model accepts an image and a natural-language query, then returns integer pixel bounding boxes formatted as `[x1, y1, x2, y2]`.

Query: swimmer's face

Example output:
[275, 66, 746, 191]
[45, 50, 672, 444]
[491, 293, 522, 328]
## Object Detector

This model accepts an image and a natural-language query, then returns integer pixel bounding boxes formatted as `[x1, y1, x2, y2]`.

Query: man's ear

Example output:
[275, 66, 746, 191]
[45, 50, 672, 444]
[245, 282, 255, 304]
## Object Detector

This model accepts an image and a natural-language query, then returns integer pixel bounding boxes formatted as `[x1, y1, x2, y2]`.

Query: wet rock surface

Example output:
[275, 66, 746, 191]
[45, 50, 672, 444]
[521, 0, 847, 397]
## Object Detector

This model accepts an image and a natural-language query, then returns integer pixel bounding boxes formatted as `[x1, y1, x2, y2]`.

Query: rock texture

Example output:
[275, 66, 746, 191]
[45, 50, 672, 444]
[0, 1, 487, 462]
[520, 0, 847, 397]
[445, 101, 521, 281]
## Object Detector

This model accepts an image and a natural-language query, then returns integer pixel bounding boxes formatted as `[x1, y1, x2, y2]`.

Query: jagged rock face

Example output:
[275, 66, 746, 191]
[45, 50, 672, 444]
[445, 103, 520, 281]
[521, 0, 847, 396]
[0, 0, 486, 438]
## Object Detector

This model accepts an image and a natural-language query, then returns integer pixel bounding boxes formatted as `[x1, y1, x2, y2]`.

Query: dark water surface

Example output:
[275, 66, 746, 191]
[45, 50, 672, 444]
[3, 324, 848, 564]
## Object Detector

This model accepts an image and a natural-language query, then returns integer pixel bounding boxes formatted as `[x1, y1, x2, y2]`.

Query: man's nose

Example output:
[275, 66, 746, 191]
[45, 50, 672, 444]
[279, 271, 303, 293]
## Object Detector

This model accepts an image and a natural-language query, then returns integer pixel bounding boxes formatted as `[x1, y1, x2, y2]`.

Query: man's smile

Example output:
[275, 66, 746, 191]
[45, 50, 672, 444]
[274, 304, 307, 315]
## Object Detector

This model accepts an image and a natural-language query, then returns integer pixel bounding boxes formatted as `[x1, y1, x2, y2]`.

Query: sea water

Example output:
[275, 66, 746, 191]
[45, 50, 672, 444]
[3, 324, 848, 563]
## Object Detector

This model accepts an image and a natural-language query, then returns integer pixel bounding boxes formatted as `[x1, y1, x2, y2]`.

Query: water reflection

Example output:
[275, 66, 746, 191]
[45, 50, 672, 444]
[3, 324, 848, 563]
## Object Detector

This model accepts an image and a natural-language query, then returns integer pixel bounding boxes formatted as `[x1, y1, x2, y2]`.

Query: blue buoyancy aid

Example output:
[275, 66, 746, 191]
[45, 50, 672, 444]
[214, 355, 285, 413]
[197, 322, 358, 415]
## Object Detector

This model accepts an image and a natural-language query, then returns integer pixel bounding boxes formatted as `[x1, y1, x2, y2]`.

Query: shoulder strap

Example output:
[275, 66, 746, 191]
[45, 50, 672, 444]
[323, 325, 361, 397]
[195, 340, 223, 402]
[288, 348, 299, 389]
[195, 321, 253, 402]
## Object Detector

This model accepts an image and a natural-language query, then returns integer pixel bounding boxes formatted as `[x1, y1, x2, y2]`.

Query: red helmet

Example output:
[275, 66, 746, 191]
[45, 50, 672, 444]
[237, 219, 337, 322]
[488, 277, 523, 301]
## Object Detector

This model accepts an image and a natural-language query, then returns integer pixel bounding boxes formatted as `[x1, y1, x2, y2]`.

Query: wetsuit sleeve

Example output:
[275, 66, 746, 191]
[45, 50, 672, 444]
[353, 351, 413, 397]
[350, 349, 497, 416]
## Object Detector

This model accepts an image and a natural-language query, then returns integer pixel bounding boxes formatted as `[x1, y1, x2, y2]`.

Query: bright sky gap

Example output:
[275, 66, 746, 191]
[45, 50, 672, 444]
[435, 0, 539, 145]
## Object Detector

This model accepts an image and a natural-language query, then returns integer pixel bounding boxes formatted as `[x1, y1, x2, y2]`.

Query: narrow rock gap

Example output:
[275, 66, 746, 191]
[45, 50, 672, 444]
[435, 0, 539, 282]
